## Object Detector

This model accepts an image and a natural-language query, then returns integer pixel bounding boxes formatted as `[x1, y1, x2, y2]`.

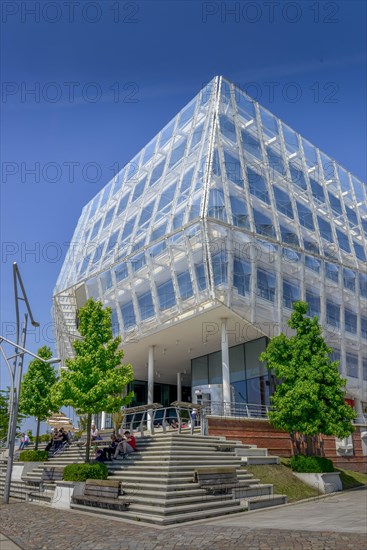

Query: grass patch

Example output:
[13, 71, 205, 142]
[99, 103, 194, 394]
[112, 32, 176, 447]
[245, 462, 319, 502]
[335, 468, 367, 490]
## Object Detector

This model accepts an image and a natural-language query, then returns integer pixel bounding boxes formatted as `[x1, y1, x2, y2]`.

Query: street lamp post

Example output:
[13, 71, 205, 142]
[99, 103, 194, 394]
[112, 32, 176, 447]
[1, 263, 60, 504]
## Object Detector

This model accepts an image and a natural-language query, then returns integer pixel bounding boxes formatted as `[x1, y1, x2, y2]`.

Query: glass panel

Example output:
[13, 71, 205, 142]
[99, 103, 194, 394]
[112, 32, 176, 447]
[343, 268, 356, 292]
[345, 309, 357, 334]
[159, 120, 175, 148]
[158, 183, 176, 212]
[208, 189, 226, 221]
[325, 262, 339, 282]
[326, 301, 340, 327]
[120, 301, 136, 329]
[191, 356, 208, 386]
[245, 338, 267, 379]
[364, 358, 367, 381]
[336, 229, 351, 253]
[209, 351, 222, 384]
[131, 252, 146, 272]
[257, 269, 276, 302]
[115, 262, 128, 283]
[139, 200, 155, 226]
[169, 137, 187, 168]
[354, 241, 366, 261]
[296, 202, 314, 230]
[274, 186, 293, 218]
[224, 150, 243, 187]
[151, 222, 167, 242]
[280, 225, 299, 246]
[117, 193, 130, 217]
[310, 178, 325, 203]
[360, 273, 367, 298]
[190, 122, 204, 150]
[303, 240, 319, 254]
[283, 280, 300, 309]
[253, 209, 276, 238]
[282, 124, 299, 154]
[157, 279, 176, 310]
[220, 114, 237, 143]
[247, 166, 269, 203]
[233, 257, 251, 296]
[317, 216, 333, 242]
[100, 271, 112, 292]
[120, 216, 136, 243]
[137, 291, 155, 321]
[241, 129, 262, 159]
[149, 158, 165, 187]
[178, 99, 195, 129]
[195, 263, 207, 291]
[212, 252, 228, 286]
[346, 353, 358, 378]
[345, 205, 358, 226]
[132, 177, 147, 202]
[289, 163, 307, 190]
[306, 290, 320, 318]
[328, 192, 343, 215]
[361, 317, 367, 339]
[229, 344, 246, 384]
[236, 90, 255, 121]
[90, 219, 102, 241]
[305, 255, 320, 273]
[266, 147, 285, 175]
[230, 195, 249, 229]
[102, 206, 115, 230]
[177, 270, 193, 300]
[142, 138, 157, 166]
[111, 308, 119, 337]
[106, 230, 119, 256]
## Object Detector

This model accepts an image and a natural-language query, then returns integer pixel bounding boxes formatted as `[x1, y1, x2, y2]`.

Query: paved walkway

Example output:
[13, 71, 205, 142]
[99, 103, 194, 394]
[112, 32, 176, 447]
[0, 490, 366, 550]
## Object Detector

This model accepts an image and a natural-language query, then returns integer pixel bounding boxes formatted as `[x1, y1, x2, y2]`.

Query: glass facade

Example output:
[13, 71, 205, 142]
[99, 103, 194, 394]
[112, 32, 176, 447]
[54, 76, 367, 408]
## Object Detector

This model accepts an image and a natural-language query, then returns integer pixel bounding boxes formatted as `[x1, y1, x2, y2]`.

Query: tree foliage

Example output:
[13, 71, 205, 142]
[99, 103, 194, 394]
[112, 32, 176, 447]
[0, 390, 10, 442]
[19, 346, 59, 449]
[260, 301, 356, 453]
[52, 298, 134, 461]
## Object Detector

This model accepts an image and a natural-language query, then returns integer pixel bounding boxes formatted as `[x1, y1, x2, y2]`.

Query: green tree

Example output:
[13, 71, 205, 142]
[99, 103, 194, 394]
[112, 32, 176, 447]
[0, 390, 10, 442]
[53, 298, 134, 462]
[260, 301, 356, 456]
[19, 346, 59, 450]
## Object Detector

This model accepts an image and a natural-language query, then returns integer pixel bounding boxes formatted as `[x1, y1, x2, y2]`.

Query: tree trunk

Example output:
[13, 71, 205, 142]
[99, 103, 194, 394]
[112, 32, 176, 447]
[305, 435, 315, 457]
[85, 413, 92, 463]
[34, 418, 41, 451]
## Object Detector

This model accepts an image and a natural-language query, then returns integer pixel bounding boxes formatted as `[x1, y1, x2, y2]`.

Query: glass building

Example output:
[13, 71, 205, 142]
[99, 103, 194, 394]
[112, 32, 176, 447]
[54, 76, 367, 419]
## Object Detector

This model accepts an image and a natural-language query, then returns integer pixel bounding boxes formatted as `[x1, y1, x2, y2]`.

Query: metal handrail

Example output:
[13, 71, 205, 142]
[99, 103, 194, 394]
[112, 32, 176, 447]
[201, 401, 271, 419]
[121, 404, 202, 436]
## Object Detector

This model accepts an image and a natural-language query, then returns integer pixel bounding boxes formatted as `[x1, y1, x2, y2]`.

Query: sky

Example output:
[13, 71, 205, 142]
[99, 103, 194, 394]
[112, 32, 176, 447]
[1, 0, 366, 431]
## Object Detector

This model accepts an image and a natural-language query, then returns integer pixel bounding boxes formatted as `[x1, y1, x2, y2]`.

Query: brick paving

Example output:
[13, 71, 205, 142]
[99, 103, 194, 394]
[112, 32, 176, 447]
[1, 503, 366, 550]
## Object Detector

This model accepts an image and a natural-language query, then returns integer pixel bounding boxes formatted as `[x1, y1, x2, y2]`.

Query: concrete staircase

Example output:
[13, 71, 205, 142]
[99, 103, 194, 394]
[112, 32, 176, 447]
[0, 433, 286, 524]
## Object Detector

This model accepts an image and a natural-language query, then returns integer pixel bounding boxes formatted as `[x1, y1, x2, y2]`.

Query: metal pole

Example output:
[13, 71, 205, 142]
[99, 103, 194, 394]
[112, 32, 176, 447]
[3, 314, 28, 504]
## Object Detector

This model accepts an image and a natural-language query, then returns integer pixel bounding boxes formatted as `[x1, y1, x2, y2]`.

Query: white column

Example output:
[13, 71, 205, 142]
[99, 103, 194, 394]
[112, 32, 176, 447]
[221, 318, 231, 407]
[101, 411, 106, 430]
[177, 373, 182, 401]
[147, 346, 154, 431]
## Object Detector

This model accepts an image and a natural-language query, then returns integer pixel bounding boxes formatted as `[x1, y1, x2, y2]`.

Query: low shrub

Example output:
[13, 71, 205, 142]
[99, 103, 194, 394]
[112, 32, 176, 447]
[290, 455, 334, 473]
[19, 450, 48, 462]
[35, 434, 51, 443]
[63, 463, 108, 482]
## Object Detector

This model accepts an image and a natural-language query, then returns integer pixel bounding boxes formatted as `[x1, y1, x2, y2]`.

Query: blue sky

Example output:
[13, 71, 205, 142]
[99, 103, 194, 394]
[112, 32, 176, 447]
[1, 1, 366, 429]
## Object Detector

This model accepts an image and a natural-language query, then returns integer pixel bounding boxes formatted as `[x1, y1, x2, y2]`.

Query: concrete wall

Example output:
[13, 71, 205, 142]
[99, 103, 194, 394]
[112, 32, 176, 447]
[207, 417, 367, 473]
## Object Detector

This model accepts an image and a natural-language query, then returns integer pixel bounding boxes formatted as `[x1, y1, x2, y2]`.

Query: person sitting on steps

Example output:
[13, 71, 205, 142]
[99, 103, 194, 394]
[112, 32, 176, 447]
[113, 430, 137, 460]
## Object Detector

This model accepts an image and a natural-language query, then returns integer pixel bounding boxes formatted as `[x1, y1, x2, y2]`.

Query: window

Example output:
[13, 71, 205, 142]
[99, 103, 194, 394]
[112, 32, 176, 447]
[346, 353, 358, 378]
[190, 122, 204, 150]
[158, 183, 176, 212]
[131, 252, 146, 272]
[274, 186, 293, 218]
[296, 202, 314, 230]
[177, 271, 193, 300]
[149, 158, 165, 187]
[220, 114, 236, 142]
[132, 177, 147, 202]
[169, 137, 187, 168]
[100, 271, 112, 292]
[362, 317, 367, 340]
[336, 229, 351, 253]
[306, 290, 320, 318]
[310, 178, 325, 202]
[247, 167, 269, 203]
[343, 269, 356, 292]
[106, 230, 119, 257]
[111, 308, 119, 337]
[325, 262, 339, 283]
[345, 309, 357, 334]
[280, 226, 299, 246]
[328, 192, 342, 215]
[317, 216, 333, 242]
[90, 219, 101, 241]
[157, 279, 176, 310]
[266, 147, 285, 174]
[120, 216, 136, 243]
[283, 280, 300, 309]
[326, 301, 340, 327]
[305, 255, 320, 273]
[360, 274, 367, 298]
[289, 163, 307, 190]
[363, 357, 367, 381]
[137, 291, 155, 321]
[253, 209, 275, 238]
[117, 193, 130, 217]
[208, 189, 226, 221]
[345, 205, 358, 226]
[354, 241, 366, 261]
[195, 263, 207, 291]
[139, 200, 155, 227]
[102, 206, 115, 230]
[241, 129, 262, 159]
[331, 349, 342, 373]
[257, 269, 276, 302]
[233, 258, 251, 296]
[212, 252, 228, 286]
[224, 150, 242, 186]
[115, 262, 128, 283]
[230, 195, 249, 228]
[120, 301, 136, 329]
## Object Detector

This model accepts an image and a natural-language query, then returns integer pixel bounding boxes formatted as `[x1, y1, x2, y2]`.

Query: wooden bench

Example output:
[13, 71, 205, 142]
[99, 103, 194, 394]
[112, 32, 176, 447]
[72, 479, 129, 511]
[194, 467, 239, 494]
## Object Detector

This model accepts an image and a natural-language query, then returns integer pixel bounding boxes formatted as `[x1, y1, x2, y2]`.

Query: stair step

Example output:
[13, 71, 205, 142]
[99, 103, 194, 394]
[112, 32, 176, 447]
[243, 494, 288, 510]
